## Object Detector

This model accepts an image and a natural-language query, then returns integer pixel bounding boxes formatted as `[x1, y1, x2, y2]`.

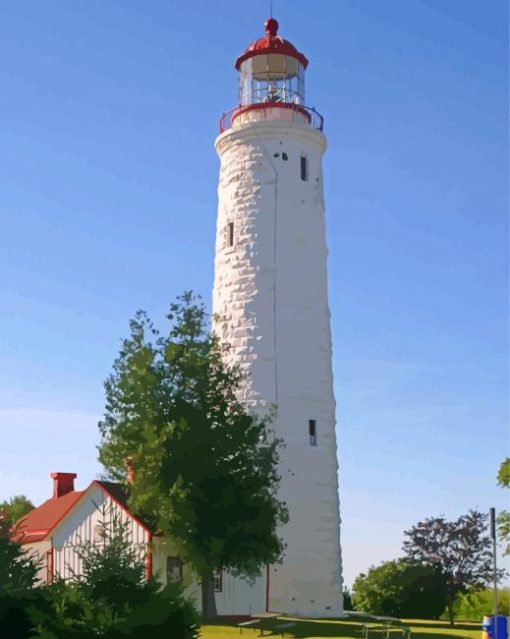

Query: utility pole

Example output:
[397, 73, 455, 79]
[489, 507, 498, 639]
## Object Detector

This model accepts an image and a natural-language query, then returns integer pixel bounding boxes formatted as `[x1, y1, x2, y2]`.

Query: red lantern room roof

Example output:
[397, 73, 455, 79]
[235, 18, 309, 70]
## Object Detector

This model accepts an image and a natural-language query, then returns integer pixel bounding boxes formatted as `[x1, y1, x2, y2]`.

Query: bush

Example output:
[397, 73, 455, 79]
[30, 579, 199, 639]
[30, 510, 199, 638]
[353, 559, 447, 618]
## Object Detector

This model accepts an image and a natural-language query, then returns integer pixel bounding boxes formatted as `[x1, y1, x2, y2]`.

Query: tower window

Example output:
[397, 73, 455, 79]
[300, 156, 308, 181]
[167, 556, 183, 583]
[309, 420, 317, 446]
[226, 222, 234, 248]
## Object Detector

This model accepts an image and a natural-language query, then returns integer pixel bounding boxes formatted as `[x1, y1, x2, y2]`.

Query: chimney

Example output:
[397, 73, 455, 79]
[125, 457, 134, 485]
[50, 472, 77, 498]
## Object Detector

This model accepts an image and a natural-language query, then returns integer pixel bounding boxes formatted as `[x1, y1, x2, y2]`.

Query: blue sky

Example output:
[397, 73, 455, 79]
[0, 1, 508, 588]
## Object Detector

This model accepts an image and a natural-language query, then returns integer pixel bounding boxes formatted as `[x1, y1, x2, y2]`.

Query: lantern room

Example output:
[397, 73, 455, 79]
[236, 18, 307, 106]
[220, 18, 323, 132]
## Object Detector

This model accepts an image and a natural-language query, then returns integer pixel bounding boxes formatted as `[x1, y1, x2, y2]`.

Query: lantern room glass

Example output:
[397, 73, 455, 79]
[239, 54, 305, 106]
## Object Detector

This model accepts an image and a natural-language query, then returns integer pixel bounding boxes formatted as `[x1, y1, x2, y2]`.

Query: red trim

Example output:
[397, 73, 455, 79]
[146, 533, 153, 581]
[266, 564, 270, 612]
[231, 102, 312, 126]
[44, 481, 151, 542]
[90, 481, 151, 535]
[47, 544, 54, 584]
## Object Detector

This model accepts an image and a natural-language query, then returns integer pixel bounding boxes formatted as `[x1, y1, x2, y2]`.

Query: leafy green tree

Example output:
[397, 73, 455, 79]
[98, 293, 287, 619]
[352, 559, 447, 618]
[342, 588, 354, 611]
[497, 458, 510, 487]
[403, 511, 500, 625]
[0, 535, 40, 595]
[0, 496, 34, 530]
[497, 458, 510, 556]
[442, 587, 510, 621]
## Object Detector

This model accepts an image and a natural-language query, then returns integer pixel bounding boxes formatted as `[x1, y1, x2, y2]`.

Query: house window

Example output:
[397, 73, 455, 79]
[167, 556, 183, 583]
[226, 222, 234, 248]
[309, 420, 317, 446]
[300, 156, 308, 181]
[213, 567, 223, 592]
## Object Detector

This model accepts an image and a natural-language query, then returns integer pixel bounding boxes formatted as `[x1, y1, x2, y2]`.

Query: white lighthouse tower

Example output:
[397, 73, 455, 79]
[213, 17, 343, 617]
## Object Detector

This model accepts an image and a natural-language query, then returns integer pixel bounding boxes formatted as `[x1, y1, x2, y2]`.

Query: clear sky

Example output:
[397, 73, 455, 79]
[0, 1, 508, 588]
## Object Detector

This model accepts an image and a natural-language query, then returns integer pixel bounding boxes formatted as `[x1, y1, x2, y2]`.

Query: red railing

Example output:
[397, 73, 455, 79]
[219, 103, 324, 133]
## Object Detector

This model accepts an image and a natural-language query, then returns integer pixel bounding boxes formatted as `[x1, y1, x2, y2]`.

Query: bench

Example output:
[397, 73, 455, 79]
[274, 622, 296, 637]
[361, 622, 411, 639]
[238, 619, 260, 634]
[361, 623, 381, 638]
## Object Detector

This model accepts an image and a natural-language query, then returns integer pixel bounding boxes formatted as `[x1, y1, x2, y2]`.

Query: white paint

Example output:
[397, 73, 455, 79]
[153, 536, 265, 616]
[51, 484, 149, 581]
[23, 539, 51, 585]
[213, 117, 343, 616]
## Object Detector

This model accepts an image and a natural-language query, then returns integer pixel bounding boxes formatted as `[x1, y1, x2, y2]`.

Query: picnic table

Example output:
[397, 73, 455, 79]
[238, 612, 283, 636]
[361, 617, 411, 639]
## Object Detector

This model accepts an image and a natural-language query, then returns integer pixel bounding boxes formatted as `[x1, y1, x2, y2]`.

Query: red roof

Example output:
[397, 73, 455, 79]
[235, 18, 308, 70]
[12, 490, 85, 544]
[10, 480, 154, 545]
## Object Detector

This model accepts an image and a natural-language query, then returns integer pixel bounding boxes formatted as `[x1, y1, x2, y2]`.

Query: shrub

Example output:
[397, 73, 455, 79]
[353, 559, 447, 618]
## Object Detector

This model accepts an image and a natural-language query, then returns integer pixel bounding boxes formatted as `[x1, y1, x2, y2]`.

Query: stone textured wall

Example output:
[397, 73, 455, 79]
[213, 119, 343, 617]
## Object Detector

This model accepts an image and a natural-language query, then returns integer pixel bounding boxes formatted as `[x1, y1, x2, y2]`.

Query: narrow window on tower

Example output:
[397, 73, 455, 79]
[309, 419, 317, 446]
[300, 155, 308, 181]
[226, 221, 234, 248]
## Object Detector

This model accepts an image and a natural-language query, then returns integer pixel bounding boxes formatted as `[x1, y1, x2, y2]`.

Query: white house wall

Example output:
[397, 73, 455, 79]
[23, 540, 51, 585]
[152, 537, 265, 616]
[213, 119, 343, 617]
[51, 484, 149, 581]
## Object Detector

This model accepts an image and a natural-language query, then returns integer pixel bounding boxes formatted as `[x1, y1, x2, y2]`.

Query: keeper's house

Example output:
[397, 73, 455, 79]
[12, 472, 265, 615]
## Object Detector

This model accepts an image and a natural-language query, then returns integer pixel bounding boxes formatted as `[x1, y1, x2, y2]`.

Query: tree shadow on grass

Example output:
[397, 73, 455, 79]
[403, 621, 481, 632]
[206, 618, 482, 639]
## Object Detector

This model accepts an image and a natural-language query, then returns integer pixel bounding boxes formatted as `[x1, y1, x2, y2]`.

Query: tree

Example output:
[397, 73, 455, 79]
[496, 458, 510, 556]
[98, 292, 287, 619]
[443, 587, 510, 621]
[342, 588, 354, 611]
[30, 511, 199, 639]
[352, 559, 447, 618]
[0, 495, 34, 530]
[0, 524, 44, 639]
[403, 511, 500, 625]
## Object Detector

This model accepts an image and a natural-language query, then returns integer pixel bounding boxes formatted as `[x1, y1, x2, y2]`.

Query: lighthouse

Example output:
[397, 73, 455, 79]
[213, 18, 343, 617]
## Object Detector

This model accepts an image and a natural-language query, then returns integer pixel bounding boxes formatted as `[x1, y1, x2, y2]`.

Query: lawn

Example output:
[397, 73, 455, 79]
[200, 615, 482, 639]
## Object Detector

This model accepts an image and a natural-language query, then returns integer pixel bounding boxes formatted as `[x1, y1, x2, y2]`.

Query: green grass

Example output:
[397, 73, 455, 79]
[200, 615, 482, 639]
